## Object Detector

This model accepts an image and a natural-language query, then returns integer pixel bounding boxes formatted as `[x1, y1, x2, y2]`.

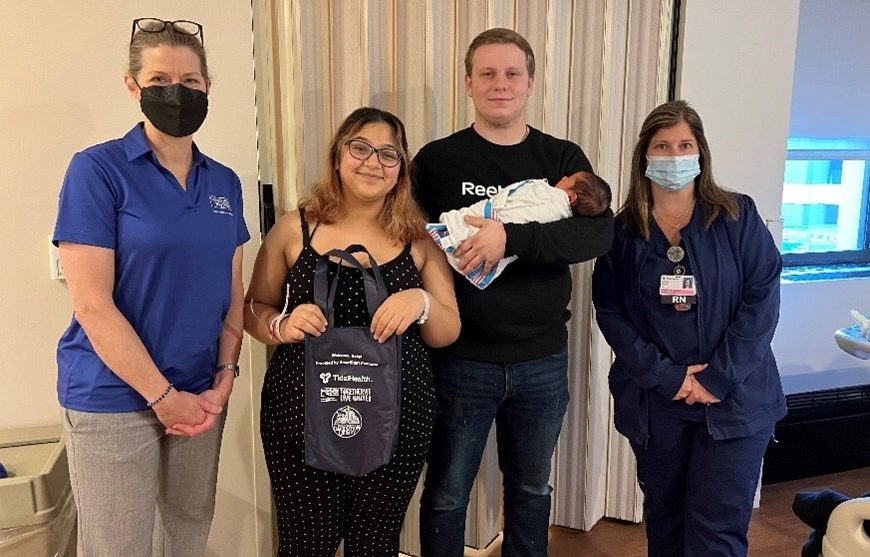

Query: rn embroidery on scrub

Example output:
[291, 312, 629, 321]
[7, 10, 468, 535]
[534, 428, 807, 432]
[208, 194, 233, 215]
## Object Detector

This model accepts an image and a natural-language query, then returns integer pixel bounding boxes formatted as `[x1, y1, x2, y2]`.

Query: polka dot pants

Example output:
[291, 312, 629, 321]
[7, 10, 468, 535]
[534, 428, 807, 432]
[260, 228, 436, 556]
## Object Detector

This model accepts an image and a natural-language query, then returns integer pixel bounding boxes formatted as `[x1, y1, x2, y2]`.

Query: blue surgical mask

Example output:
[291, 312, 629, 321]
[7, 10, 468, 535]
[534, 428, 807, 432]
[645, 154, 700, 191]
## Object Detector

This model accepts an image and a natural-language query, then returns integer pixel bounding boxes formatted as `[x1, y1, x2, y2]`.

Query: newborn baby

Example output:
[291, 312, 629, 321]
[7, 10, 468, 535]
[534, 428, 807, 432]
[426, 171, 611, 289]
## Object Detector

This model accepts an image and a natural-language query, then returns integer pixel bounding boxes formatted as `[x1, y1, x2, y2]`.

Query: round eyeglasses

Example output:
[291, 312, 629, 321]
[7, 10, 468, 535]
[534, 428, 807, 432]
[344, 139, 403, 168]
[131, 18, 204, 45]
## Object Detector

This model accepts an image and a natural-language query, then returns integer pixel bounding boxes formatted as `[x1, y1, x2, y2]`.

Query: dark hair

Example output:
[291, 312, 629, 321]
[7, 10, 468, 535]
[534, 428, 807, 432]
[621, 100, 738, 239]
[465, 28, 535, 78]
[567, 172, 611, 217]
[301, 107, 427, 243]
[129, 22, 210, 81]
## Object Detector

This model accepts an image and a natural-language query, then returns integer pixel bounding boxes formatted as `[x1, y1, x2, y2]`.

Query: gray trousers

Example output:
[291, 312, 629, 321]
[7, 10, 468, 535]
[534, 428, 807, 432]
[63, 407, 225, 557]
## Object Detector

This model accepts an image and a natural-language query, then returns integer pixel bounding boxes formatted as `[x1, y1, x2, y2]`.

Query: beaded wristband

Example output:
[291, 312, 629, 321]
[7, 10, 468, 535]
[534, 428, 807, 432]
[417, 289, 431, 325]
[147, 383, 174, 408]
[269, 284, 293, 343]
[269, 313, 289, 343]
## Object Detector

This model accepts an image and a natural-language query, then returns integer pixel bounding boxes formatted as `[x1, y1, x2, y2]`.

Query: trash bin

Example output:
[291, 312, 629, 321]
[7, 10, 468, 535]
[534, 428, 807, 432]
[0, 425, 76, 557]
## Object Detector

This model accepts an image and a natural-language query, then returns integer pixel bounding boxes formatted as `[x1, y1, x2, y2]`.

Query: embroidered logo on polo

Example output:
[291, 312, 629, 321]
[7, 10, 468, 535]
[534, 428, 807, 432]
[208, 195, 233, 215]
[331, 406, 362, 438]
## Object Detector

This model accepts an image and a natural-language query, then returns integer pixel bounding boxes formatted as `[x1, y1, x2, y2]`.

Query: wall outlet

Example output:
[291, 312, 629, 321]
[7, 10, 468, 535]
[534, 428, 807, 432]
[48, 236, 64, 280]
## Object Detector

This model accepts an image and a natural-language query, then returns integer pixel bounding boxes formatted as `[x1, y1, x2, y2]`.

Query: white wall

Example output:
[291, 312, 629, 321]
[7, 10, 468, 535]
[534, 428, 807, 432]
[776, 280, 870, 393]
[789, 0, 870, 139]
[678, 0, 870, 395]
[0, 2, 271, 555]
[677, 0, 799, 223]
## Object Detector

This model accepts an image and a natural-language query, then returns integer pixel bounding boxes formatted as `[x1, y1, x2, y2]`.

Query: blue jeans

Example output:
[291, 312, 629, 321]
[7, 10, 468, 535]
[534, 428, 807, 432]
[419, 348, 570, 557]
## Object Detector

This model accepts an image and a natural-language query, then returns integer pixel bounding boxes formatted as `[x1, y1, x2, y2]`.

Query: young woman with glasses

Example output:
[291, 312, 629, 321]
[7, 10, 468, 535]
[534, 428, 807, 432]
[244, 107, 460, 555]
[53, 18, 248, 556]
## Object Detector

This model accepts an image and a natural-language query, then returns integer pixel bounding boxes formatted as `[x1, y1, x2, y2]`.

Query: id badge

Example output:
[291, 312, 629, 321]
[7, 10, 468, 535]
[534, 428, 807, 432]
[660, 274, 697, 305]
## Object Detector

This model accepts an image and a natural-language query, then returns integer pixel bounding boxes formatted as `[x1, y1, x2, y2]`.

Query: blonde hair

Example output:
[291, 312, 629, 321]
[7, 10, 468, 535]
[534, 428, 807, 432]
[621, 100, 738, 240]
[129, 21, 210, 81]
[465, 28, 535, 77]
[301, 107, 428, 244]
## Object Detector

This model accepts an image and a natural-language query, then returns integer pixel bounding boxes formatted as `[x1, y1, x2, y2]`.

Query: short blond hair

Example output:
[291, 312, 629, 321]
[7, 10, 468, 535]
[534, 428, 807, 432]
[464, 28, 535, 77]
[129, 21, 209, 81]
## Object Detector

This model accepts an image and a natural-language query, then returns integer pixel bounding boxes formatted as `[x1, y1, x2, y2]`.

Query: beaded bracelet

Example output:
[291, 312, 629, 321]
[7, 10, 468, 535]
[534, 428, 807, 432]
[147, 383, 174, 408]
[417, 289, 431, 325]
[269, 284, 293, 343]
[269, 313, 289, 343]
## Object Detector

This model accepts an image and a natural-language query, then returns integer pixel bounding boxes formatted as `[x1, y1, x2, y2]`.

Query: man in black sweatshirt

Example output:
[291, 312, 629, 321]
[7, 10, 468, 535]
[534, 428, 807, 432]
[414, 28, 614, 557]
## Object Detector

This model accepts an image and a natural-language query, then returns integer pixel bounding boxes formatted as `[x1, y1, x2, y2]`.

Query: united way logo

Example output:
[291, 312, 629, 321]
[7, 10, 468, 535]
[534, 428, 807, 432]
[209, 195, 233, 215]
[331, 405, 362, 438]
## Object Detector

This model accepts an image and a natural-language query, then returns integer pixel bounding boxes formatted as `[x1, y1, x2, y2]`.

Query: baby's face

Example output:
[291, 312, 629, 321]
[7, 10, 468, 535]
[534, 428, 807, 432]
[555, 171, 588, 191]
[555, 172, 584, 204]
[555, 175, 573, 192]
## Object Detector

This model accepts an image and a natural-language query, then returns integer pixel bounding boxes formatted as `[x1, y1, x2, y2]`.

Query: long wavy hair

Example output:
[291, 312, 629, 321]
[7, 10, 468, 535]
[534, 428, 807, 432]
[301, 107, 427, 244]
[621, 100, 738, 240]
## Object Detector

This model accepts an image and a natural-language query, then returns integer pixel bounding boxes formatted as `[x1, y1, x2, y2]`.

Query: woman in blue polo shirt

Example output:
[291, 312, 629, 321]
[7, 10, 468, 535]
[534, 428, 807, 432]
[592, 100, 786, 557]
[53, 18, 248, 556]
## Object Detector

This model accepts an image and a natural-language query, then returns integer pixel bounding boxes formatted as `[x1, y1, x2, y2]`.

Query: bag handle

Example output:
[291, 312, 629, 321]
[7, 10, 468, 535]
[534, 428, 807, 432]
[313, 244, 387, 325]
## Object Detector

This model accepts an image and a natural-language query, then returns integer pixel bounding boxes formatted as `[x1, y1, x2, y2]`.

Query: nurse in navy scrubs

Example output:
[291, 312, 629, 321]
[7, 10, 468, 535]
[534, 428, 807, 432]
[53, 18, 248, 556]
[592, 100, 785, 557]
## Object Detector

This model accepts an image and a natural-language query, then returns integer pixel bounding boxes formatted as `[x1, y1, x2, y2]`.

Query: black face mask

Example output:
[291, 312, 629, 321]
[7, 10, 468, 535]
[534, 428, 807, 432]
[138, 83, 208, 137]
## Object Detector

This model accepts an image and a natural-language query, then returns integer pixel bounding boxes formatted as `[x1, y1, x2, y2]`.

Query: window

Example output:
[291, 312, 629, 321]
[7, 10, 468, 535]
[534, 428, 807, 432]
[782, 0, 870, 268]
[781, 139, 870, 265]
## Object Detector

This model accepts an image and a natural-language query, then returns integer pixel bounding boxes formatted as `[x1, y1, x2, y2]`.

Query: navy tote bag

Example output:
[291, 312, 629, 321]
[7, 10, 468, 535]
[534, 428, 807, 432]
[304, 245, 403, 477]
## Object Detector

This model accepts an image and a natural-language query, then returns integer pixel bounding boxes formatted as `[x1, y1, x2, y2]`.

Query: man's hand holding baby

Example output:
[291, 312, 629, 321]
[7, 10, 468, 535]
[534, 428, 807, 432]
[453, 216, 506, 276]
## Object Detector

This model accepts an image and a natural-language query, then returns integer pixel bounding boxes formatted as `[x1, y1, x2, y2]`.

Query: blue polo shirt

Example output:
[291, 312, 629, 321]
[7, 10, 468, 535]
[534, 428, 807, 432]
[53, 123, 250, 412]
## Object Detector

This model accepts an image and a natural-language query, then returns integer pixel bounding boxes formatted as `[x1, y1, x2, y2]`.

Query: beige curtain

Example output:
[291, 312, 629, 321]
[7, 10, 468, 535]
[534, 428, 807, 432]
[552, 0, 675, 530]
[253, 1, 675, 554]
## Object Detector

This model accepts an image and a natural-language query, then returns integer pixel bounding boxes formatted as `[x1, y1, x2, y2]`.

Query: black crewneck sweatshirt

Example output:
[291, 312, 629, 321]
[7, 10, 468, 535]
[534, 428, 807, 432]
[413, 125, 614, 363]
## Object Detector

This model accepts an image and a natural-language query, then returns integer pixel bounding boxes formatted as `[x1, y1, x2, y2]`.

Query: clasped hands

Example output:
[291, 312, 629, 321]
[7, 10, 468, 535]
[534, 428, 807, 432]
[672, 363, 721, 405]
[452, 216, 506, 276]
[154, 367, 237, 437]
